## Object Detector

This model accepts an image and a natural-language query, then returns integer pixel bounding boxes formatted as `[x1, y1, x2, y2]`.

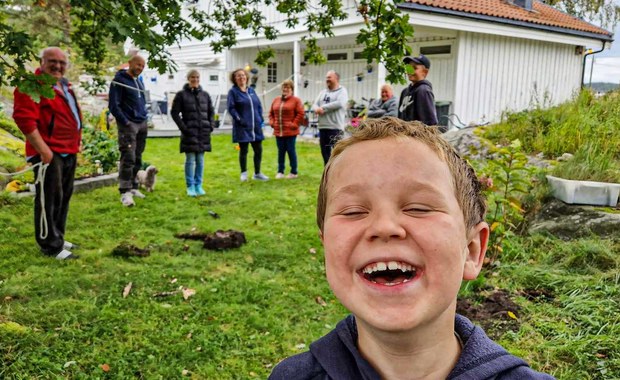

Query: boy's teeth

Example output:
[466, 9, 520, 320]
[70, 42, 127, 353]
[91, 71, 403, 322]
[362, 261, 414, 274]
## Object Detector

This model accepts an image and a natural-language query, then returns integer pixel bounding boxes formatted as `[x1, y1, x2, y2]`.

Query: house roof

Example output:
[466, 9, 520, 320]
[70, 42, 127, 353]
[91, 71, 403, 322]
[402, 0, 612, 40]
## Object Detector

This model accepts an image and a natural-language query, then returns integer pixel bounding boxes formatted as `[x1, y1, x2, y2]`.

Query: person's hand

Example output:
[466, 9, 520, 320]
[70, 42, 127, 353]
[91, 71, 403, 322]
[315, 107, 325, 115]
[40, 147, 54, 164]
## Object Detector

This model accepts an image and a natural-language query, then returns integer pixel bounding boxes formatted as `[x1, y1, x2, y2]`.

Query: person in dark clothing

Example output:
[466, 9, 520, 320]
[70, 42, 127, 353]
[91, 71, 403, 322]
[398, 54, 442, 130]
[13, 47, 82, 260]
[109, 55, 149, 207]
[227, 68, 269, 182]
[270, 118, 554, 380]
[171, 69, 215, 197]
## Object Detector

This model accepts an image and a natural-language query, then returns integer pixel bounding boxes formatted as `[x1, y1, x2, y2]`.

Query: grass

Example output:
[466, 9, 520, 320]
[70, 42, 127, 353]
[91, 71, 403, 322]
[1, 135, 619, 379]
[483, 89, 620, 183]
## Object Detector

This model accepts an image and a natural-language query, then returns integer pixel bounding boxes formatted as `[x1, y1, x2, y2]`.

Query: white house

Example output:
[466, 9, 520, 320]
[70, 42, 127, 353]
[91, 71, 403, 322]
[143, 0, 612, 127]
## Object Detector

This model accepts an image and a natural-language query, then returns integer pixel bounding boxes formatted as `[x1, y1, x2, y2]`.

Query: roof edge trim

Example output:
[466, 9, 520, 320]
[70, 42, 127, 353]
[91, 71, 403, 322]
[398, 3, 613, 42]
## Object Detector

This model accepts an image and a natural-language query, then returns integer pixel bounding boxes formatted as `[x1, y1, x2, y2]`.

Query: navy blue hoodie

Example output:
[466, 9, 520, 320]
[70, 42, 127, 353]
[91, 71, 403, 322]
[397, 79, 438, 127]
[269, 314, 555, 380]
[109, 69, 148, 126]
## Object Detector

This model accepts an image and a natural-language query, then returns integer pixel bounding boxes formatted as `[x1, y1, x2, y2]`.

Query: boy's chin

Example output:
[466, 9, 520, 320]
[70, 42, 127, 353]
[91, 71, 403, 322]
[352, 302, 457, 335]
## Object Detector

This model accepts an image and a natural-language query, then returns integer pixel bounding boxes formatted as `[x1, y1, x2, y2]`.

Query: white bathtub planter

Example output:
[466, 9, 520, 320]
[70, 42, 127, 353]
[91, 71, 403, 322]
[546, 175, 620, 207]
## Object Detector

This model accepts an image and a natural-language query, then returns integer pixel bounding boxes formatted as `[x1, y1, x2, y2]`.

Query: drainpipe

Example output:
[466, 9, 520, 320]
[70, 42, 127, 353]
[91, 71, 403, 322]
[581, 41, 606, 89]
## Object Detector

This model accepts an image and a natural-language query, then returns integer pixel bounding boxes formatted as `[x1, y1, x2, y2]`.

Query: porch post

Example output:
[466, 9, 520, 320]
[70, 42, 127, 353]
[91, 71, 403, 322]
[377, 62, 387, 98]
[293, 40, 301, 100]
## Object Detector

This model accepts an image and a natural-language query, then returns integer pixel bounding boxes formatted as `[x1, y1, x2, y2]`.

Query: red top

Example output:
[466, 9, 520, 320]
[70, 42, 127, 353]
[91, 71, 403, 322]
[13, 70, 82, 157]
[269, 95, 305, 137]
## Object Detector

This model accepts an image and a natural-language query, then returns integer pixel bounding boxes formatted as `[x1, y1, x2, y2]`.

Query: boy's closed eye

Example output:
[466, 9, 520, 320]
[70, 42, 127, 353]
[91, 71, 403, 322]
[338, 207, 368, 217]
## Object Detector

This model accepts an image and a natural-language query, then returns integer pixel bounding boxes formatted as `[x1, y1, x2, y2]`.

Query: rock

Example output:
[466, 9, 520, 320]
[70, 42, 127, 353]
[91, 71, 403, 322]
[529, 199, 620, 240]
[556, 152, 574, 162]
[442, 128, 488, 160]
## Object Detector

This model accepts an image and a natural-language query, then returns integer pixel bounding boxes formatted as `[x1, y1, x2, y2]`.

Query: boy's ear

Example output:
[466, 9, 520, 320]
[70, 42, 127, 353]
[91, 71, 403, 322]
[463, 222, 490, 280]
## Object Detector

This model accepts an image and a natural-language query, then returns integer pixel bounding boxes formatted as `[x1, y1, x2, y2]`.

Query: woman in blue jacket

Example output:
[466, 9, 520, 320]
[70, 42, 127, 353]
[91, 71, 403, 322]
[227, 68, 269, 181]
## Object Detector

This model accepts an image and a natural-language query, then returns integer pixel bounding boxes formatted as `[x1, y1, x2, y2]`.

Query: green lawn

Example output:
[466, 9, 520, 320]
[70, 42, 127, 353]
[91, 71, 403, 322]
[1, 135, 618, 379]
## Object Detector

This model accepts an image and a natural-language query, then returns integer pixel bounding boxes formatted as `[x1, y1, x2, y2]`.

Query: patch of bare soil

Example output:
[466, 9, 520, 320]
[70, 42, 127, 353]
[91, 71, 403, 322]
[457, 289, 521, 340]
[111, 243, 151, 258]
[175, 229, 247, 250]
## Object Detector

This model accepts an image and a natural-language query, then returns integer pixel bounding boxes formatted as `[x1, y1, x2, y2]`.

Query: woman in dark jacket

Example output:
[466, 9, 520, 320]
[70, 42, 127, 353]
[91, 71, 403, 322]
[227, 68, 268, 182]
[171, 69, 214, 196]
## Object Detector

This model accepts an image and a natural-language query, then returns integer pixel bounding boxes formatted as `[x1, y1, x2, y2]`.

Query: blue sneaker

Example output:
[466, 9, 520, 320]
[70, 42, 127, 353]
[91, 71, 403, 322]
[194, 185, 206, 196]
[186, 186, 197, 197]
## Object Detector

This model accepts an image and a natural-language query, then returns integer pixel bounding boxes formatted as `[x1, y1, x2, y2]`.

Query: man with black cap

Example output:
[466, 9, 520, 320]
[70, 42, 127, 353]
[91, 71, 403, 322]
[398, 54, 439, 128]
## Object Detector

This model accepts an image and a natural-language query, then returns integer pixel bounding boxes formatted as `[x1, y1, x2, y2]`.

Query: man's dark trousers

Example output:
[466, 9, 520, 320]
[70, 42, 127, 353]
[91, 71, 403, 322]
[31, 153, 76, 256]
[118, 120, 148, 193]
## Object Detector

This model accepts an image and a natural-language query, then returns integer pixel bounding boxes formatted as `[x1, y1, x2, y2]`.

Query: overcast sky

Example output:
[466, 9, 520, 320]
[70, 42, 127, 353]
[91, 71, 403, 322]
[586, 8, 620, 83]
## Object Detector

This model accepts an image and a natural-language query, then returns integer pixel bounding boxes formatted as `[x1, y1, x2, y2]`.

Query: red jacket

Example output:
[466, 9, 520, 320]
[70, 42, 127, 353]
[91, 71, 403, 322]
[269, 95, 305, 137]
[13, 70, 82, 157]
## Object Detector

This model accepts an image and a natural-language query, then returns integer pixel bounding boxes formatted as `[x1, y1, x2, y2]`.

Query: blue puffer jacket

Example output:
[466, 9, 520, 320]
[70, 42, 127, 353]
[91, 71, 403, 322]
[227, 85, 264, 143]
[109, 70, 148, 126]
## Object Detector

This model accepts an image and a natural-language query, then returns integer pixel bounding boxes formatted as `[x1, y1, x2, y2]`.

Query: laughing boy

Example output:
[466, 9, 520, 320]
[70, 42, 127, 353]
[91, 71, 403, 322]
[270, 118, 554, 379]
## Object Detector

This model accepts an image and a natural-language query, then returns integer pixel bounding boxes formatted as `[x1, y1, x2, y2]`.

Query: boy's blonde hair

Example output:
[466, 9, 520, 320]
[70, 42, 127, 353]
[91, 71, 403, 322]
[317, 117, 486, 232]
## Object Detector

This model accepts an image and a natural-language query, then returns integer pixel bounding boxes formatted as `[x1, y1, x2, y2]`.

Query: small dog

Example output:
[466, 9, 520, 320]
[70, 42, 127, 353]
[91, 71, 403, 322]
[136, 165, 158, 192]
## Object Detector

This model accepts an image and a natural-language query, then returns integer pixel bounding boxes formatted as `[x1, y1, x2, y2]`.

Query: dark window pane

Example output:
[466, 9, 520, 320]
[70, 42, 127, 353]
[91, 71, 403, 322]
[420, 45, 451, 55]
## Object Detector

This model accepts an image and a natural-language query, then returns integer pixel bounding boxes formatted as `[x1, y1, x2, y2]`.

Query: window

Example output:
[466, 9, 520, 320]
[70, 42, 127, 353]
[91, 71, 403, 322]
[267, 62, 277, 83]
[209, 74, 218, 82]
[353, 51, 366, 60]
[327, 52, 348, 61]
[167, 74, 174, 80]
[420, 45, 451, 55]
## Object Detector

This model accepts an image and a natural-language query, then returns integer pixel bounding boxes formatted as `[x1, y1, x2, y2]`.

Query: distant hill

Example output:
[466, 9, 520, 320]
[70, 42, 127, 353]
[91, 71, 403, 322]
[588, 82, 619, 93]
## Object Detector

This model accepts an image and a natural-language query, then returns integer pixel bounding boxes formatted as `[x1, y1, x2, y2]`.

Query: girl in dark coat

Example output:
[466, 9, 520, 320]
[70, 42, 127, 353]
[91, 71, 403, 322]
[171, 69, 214, 196]
[227, 68, 268, 182]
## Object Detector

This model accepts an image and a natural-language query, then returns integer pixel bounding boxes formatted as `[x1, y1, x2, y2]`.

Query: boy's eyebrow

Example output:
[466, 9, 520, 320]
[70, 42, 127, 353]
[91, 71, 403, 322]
[330, 181, 446, 200]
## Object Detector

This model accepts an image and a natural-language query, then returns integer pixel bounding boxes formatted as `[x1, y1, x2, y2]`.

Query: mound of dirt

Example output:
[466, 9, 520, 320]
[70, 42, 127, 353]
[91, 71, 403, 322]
[457, 289, 521, 340]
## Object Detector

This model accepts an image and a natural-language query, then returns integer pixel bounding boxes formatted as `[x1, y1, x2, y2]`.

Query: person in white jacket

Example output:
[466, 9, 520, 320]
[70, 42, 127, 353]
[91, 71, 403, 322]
[312, 70, 349, 165]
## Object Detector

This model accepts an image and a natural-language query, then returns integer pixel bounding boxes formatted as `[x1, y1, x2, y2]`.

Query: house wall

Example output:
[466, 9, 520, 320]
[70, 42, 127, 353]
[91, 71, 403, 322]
[141, 44, 228, 114]
[230, 46, 386, 118]
[453, 31, 582, 125]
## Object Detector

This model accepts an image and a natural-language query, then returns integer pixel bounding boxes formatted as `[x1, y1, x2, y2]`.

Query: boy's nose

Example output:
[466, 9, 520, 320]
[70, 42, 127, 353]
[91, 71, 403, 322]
[367, 211, 407, 242]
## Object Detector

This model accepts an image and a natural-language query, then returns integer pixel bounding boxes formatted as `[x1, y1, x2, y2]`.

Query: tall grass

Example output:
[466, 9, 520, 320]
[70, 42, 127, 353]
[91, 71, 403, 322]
[485, 89, 620, 182]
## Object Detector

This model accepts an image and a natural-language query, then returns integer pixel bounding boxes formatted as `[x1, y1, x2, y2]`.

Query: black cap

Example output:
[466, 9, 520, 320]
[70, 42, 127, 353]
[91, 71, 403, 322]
[403, 54, 431, 69]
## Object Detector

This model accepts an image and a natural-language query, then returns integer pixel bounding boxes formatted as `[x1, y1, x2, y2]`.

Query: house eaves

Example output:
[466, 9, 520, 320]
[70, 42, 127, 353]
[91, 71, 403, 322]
[398, 2, 613, 43]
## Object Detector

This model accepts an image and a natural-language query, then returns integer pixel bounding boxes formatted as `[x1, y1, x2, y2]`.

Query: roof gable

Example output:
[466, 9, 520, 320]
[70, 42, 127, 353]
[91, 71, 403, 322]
[404, 0, 611, 37]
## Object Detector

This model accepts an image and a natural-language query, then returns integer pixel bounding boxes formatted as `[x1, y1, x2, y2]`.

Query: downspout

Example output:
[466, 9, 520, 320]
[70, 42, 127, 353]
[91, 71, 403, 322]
[581, 41, 606, 89]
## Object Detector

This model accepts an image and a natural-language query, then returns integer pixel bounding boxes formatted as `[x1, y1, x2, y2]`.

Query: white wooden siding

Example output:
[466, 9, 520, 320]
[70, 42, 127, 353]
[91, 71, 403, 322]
[453, 31, 582, 125]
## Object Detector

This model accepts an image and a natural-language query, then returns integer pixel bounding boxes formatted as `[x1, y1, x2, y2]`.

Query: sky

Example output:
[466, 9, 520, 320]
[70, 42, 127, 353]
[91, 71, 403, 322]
[586, 8, 620, 84]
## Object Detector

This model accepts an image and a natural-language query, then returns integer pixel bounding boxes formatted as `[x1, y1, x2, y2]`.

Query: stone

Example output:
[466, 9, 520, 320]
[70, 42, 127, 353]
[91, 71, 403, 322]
[529, 199, 620, 240]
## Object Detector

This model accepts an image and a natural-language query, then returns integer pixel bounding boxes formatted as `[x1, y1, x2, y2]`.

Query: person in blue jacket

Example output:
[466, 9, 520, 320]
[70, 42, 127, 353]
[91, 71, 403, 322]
[227, 68, 269, 181]
[270, 118, 555, 380]
[109, 55, 149, 207]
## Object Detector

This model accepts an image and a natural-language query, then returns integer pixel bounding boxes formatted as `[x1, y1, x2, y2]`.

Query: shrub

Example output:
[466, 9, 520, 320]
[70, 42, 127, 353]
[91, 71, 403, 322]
[0, 112, 23, 140]
[80, 127, 119, 173]
[472, 139, 542, 263]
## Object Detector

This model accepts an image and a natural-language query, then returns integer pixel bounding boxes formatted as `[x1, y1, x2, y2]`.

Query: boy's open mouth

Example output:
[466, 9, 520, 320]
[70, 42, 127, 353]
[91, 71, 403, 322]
[361, 261, 417, 286]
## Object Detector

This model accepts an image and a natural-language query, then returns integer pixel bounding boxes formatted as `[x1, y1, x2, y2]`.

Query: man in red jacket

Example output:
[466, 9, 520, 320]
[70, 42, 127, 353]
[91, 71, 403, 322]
[13, 47, 82, 260]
